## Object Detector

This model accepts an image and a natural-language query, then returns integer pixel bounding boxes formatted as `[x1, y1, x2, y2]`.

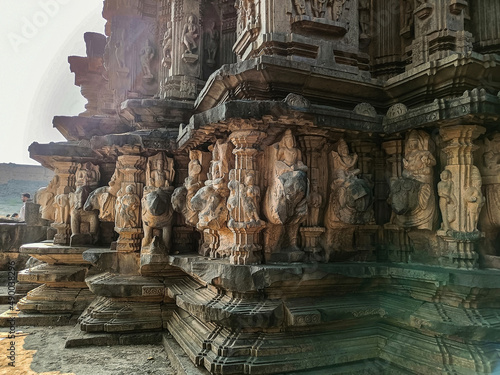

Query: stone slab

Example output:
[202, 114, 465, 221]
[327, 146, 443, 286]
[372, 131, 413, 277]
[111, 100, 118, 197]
[20, 242, 95, 264]
[0, 308, 78, 327]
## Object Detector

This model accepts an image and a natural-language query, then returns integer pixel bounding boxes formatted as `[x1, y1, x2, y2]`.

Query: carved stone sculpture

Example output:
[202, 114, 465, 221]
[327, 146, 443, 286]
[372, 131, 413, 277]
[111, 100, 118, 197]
[117, 184, 141, 228]
[359, 0, 370, 38]
[205, 21, 219, 68]
[389, 130, 437, 230]
[264, 129, 308, 255]
[84, 168, 122, 223]
[182, 14, 199, 63]
[311, 0, 327, 18]
[162, 22, 172, 69]
[479, 134, 500, 254]
[36, 175, 59, 221]
[140, 40, 155, 81]
[437, 169, 457, 233]
[292, 0, 307, 15]
[69, 163, 100, 245]
[325, 139, 374, 226]
[142, 153, 175, 252]
[114, 30, 128, 73]
[330, 0, 347, 22]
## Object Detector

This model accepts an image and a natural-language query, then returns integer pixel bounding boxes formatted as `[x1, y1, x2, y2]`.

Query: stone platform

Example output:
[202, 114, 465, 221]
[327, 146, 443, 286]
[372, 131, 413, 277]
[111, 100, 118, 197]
[65, 254, 500, 374]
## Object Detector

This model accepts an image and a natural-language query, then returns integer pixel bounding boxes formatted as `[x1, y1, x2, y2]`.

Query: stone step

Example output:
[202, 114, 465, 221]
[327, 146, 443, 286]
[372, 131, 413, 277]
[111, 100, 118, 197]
[20, 242, 97, 264]
[17, 285, 94, 314]
[17, 264, 89, 287]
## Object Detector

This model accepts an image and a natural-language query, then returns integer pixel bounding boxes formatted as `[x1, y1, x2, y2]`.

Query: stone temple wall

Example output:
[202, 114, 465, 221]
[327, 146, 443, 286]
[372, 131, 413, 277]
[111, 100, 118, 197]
[4, 1, 500, 374]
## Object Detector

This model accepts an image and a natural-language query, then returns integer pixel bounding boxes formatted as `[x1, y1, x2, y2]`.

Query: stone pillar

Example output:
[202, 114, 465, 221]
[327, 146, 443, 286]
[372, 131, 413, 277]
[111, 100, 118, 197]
[438, 125, 485, 269]
[228, 130, 266, 265]
[115, 154, 146, 252]
[51, 162, 78, 245]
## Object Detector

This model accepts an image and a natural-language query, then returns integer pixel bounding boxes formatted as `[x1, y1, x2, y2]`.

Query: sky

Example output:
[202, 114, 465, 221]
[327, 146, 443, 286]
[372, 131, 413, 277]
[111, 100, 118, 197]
[0, 0, 106, 166]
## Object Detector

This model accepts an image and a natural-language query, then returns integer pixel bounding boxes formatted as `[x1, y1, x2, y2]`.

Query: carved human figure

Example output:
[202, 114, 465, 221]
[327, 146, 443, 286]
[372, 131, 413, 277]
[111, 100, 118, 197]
[245, 0, 257, 24]
[54, 189, 72, 225]
[402, 0, 414, 29]
[389, 130, 437, 230]
[118, 184, 140, 228]
[36, 176, 59, 221]
[205, 21, 219, 67]
[437, 169, 456, 232]
[326, 139, 373, 225]
[292, 0, 306, 15]
[465, 167, 484, 232]
[311, 0, 327, 17]
[183, 15, 199, 54]
[235, 0, 246, 34]
[140, 40, 155, 79]
[359, 0, 370, 37]
[264, 129, 308, 251]
[162, 22, 173, 68]
[227, 169, 240, 217]
[149, 157, 174, 188]
[307, 182, 323, 226]
[330, 0, 347, 22]
[242, 172, 261, 223]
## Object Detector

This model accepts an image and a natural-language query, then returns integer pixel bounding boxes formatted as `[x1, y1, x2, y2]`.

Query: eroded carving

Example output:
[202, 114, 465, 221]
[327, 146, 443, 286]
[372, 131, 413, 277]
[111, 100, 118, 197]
[140, 39, 155, 81]
[162, 22, 173, 69]
[182, 14, 199, 64]
[389, 130, 437, 230]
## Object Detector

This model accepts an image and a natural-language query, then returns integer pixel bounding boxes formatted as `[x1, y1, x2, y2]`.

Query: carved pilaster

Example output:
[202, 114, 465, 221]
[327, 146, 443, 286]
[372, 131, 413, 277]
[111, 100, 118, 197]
[438, 125, 485, 269]
[228, 130, 266, 265]
[115, 154, 146, 252]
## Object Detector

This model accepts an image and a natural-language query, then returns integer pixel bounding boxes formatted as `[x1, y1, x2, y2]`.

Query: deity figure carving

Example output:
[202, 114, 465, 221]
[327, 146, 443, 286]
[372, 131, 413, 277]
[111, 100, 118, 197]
[117, 184, 141, 228]
[389, 130, 437, 230]
[141, 153, 175, 252]
[69, 163, 100, 243]
[162, 22, 172, 68]
[235, 0, 246, 34]
[437, 169, 457, 233]
[172, 150, 205, 227]
[311, 0, 327, 18]
[54, 188, 72, 225]
[306, 182, 323, 226]
[183, 14, 199, 55]
[36, 175, 59, 221]
[205, 21, 220, 68]
[84, 168, 122, 223]
[325, 139, 373, 226]
[330, 0, 347, 22]
[358, 0, 370, 37]
[140, 40, 155, 80]
[264, 129, 308, 250]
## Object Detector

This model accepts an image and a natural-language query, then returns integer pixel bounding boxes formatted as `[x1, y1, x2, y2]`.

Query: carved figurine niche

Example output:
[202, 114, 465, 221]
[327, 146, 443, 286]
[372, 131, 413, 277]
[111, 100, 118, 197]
[162, 22, 173, 69]
[358, 0, 370, 38]
[142, 153, 175, 253]
[437, 169, 457, 233]
[69, 163, 100, 245]
[331, 0, 348, 22]
[325, 138, 374, 226]
[182, 14, 200, 64]
[263, 129, 308, 255]
[479, 134, 500, 254]
[389, 130, 437, 230]
[227, 170, 264, 226]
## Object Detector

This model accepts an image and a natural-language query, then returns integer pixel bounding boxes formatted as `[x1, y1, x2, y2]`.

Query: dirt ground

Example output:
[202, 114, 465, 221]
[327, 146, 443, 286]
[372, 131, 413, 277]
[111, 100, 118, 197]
[0, 324, 176, 375]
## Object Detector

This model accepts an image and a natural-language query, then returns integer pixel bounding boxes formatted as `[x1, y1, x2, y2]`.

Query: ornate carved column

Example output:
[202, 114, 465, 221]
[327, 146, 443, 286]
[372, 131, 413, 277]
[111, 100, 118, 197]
[51, 162, 78, 245]
[438, 125, 485, 269]
[115, 154, 146, 252]
[228, 130, 266, 265]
